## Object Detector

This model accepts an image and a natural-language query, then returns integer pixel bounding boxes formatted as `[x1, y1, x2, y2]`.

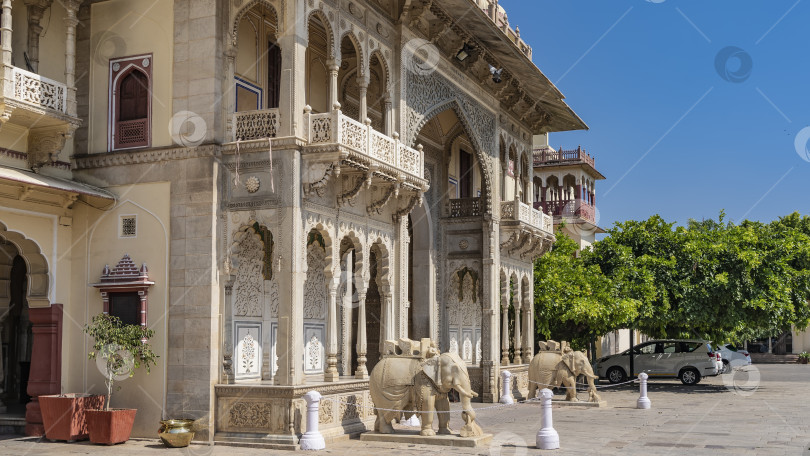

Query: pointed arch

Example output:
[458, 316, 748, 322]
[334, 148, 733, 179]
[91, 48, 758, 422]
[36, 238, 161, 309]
[413, 100, 494, 212]
[0, 221, 49, 307]
[231, 0, 280, 43]
[305, 9, 336, 59]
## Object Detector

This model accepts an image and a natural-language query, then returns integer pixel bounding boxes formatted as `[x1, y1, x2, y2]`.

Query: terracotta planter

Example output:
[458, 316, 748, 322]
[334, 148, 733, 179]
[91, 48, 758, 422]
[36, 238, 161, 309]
[40, 394, 104, 442]
[86, 409, 137, 445]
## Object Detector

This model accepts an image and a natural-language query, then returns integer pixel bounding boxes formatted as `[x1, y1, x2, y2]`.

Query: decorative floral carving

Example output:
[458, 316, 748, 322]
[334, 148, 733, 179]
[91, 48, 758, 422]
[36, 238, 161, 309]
[449, 336, 459, 356]
[233, 230, 264, 316]
[306, 335, 323, 371]
[339, 394, 361, 421]
[245, 176, 260, 193]
[304, 243, 327, 319]
[228, 401, 272, 428]
[240, 334, 257, 373]
[463, 334, 473, 362]
[13, 67, 67, 113]
[311, 116, 332, 143]
[319, 397, 333, 424]
[267, 280, 279, 318]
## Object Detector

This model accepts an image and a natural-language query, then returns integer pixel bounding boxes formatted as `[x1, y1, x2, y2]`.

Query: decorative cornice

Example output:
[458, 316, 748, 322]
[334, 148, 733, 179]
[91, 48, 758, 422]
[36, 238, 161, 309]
[72, 144, 219, 169]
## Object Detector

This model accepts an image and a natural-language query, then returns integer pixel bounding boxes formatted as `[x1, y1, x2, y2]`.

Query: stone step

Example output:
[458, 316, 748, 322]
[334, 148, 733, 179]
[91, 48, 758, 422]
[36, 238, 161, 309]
[0, 415, 26, 435]
[749, 353, 800, 364]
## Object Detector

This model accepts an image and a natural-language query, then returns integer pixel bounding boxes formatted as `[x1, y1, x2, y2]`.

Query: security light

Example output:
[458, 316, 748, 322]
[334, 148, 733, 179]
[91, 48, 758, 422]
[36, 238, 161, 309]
[456, 43, 474, 61]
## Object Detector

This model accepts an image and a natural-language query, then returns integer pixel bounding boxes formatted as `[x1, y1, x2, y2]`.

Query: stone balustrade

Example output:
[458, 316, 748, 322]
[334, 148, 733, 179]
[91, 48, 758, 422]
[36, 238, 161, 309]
[11, 67, 67, 114]
[501, 200, 553, 233]
[306, 108, 424, 181]
[233, 108, 280, 141]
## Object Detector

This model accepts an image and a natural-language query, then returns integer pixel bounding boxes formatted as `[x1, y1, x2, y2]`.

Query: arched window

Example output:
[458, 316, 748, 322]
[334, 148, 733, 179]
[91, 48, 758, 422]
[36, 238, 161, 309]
[110, 55, 152, 151]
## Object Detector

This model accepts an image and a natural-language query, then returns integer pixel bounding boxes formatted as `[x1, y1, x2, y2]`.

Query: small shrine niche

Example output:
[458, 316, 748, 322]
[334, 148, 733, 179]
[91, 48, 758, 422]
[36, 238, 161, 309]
[92, 254, 154, 328]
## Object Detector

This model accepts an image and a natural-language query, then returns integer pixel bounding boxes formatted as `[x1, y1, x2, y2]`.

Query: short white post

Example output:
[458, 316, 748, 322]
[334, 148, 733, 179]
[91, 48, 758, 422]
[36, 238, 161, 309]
[536, 388, 559, 450]
[637, 372, 651, 409]
[500, 370, 514, 404]
[401, 413, 421, 427]
[300, 391, 325, 450]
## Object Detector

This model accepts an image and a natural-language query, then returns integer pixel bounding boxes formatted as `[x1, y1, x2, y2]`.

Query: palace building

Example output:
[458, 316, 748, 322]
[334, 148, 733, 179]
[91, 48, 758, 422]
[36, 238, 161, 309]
[0, 0, 589, 446]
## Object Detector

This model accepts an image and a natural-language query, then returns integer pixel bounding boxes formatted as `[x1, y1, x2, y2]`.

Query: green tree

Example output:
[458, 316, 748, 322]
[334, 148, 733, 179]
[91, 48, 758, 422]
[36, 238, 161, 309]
[85, 314, 158, 411]
[533, 230, 647, 349]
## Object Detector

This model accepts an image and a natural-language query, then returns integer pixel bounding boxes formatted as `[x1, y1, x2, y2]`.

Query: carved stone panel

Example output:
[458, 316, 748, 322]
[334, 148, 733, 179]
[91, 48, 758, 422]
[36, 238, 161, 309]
[233, 230, 264, 317]
[235, 322, 262, 380]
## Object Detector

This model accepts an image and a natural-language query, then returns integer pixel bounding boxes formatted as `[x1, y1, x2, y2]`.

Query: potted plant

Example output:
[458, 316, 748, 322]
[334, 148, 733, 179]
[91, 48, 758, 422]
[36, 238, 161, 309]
[40, 393, 104, 442]
[799, 352, 810, 364]
[84, 314, 158, 445]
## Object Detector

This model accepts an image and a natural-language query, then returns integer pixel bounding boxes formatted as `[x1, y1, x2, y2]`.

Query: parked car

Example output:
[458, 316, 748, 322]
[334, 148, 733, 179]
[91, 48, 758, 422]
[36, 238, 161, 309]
[714, 344, 752, 373]
[594, 339, 720, 386]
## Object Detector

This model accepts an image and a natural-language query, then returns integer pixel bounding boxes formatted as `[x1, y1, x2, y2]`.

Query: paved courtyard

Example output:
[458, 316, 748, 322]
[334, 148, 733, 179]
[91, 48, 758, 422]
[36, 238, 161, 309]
[1, 364, 808, 455]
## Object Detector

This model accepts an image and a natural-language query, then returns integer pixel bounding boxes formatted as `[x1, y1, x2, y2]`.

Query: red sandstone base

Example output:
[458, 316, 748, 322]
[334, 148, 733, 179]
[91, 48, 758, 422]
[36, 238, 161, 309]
[86, 409, 137, 445]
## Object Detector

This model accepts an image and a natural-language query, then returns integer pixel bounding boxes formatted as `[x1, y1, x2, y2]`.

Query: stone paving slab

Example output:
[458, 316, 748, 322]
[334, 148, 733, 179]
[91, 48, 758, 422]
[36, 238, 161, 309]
[0, 364, 809, 455]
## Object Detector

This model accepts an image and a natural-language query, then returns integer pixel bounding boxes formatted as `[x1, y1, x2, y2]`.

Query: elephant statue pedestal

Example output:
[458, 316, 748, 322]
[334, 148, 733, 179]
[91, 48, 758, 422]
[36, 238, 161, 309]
[527, 341, 607, 406]
[363, 338, 493, 447]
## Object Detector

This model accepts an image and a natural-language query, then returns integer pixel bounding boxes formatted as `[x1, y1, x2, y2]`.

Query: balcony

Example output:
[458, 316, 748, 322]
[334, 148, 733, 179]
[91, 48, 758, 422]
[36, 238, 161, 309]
[305, 108, 426, 187]
[535, 199, 596, 224]
[533, 145, 595, 169]
[0, 66, 80, 170]
[447, 197, 482, 218]
[233, 108, 279, 141]
[501, 200, 553, 233]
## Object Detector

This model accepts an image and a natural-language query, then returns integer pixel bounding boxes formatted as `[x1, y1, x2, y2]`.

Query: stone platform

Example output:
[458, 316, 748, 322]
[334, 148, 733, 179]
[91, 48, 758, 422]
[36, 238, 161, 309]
[360, 431, 493, 447]
[550, 400, 607, 408]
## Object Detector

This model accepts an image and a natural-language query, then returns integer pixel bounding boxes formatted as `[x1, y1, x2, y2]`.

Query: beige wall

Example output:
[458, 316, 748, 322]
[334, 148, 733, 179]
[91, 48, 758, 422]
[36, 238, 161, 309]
[65, 181, 170, 437]
[793, 327, 810, 354]
[88, 0, 173, 153]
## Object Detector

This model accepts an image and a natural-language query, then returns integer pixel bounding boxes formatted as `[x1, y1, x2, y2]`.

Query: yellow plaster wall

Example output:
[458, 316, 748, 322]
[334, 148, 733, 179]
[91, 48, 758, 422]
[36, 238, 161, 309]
[37, 1, 68, 83]
[65, 181, 170, 437]
[88, 0, 173, 153]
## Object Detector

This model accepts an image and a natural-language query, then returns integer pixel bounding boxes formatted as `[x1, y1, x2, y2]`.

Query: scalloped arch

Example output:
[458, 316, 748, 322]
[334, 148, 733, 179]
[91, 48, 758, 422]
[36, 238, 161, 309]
[0, 221, 49, 307]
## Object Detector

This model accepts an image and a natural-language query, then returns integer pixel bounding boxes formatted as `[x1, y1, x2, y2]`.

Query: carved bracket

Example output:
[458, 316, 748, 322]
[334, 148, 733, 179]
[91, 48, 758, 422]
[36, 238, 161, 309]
[366, 183, 399, 215]
[337, 172, 370, 207]
[393, 193, 422, 222]
[27, 124, 70, 171]
[305, 163, 337, 198]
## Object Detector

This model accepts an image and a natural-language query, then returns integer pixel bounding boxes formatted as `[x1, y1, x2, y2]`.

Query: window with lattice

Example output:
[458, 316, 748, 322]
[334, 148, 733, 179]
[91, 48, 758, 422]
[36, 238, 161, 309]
[110, 55, 152, 151]
[121, 216, 137, 237]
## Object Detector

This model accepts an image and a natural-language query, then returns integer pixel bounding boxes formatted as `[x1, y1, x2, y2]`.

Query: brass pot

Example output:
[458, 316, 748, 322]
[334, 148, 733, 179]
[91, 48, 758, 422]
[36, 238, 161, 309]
[158, 419, 195, 448]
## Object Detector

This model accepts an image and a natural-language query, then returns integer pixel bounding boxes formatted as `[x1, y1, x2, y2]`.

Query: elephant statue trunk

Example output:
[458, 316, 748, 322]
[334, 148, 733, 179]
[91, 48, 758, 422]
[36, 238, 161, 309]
[458, 393, 483, 437]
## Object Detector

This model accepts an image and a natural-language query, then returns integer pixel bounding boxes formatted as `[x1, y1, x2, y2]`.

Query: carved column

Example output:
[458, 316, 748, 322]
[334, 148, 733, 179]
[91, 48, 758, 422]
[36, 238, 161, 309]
[63, 0, 80, 117]
[324, 277, 339, 382]
[327, 60, 339, 111]
[522, 300, 532, 360]
[512, 279, 522, 364]
[357, 77, 369, 122]
[24, 1, 47, 73]
[382, 292, 393, 345]
[355, 290, 369, 379]
[500, 294, 509, 365]
[224, 46, 237, 140]
[382, 93, 393, 136]
[396, 215, 410, 339]
[0, 0, 13, 109]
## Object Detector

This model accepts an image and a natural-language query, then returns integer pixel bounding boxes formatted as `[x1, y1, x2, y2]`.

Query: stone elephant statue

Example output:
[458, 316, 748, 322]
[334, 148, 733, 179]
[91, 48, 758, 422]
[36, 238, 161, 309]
[369, 349, 483, 437]
[527, 348, 601, 402]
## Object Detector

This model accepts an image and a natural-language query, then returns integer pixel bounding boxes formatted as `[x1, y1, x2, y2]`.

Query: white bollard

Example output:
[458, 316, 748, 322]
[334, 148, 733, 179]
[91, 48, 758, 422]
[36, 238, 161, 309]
[300, 391, 326, 450]
[637, 372, 651, 409]
[500, 370, 514, 404]
[536, 388, 559, 450]
[401, 414, 421, 427]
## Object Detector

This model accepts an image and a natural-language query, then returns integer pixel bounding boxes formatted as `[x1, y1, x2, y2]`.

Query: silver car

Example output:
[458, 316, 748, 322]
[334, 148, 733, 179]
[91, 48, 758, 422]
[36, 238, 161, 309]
[594, 339, 720, 385]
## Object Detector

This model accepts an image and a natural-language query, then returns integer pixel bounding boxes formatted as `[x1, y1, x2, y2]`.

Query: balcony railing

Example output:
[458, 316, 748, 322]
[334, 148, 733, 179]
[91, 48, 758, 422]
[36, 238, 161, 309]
[448, 197, 481, 218]
[306, 109, 424, 181]
[534, 199, 596, 224]
[502, 200, 553, 233]
[11, 67, 67, 114]
[533, 145, 595, 169]
[233, 108, 280, 141]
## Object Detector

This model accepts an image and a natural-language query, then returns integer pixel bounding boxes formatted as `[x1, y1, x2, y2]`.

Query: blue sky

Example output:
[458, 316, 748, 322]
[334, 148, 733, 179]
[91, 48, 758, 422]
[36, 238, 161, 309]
[498, 1, 810, 229]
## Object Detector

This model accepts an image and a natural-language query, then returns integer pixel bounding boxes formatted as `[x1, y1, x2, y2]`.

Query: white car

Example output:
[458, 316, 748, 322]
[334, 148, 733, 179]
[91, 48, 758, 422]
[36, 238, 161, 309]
[715, 344, 752, 373]
[594, 339, 720, 385]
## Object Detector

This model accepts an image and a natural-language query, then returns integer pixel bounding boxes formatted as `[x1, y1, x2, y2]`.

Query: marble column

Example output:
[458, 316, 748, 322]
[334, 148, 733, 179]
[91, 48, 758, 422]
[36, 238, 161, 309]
[355, 290, 369, 379]
[382, 93, 393, 136]
[324, 277, 339, 381]
[512, 280, 522, 364]
[501, 297, 509, 365]
[357, 77, 369, 122]
[327, 60, 339, 111]
[0, 0, 13, 107]
[63, 0, 81, 117]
